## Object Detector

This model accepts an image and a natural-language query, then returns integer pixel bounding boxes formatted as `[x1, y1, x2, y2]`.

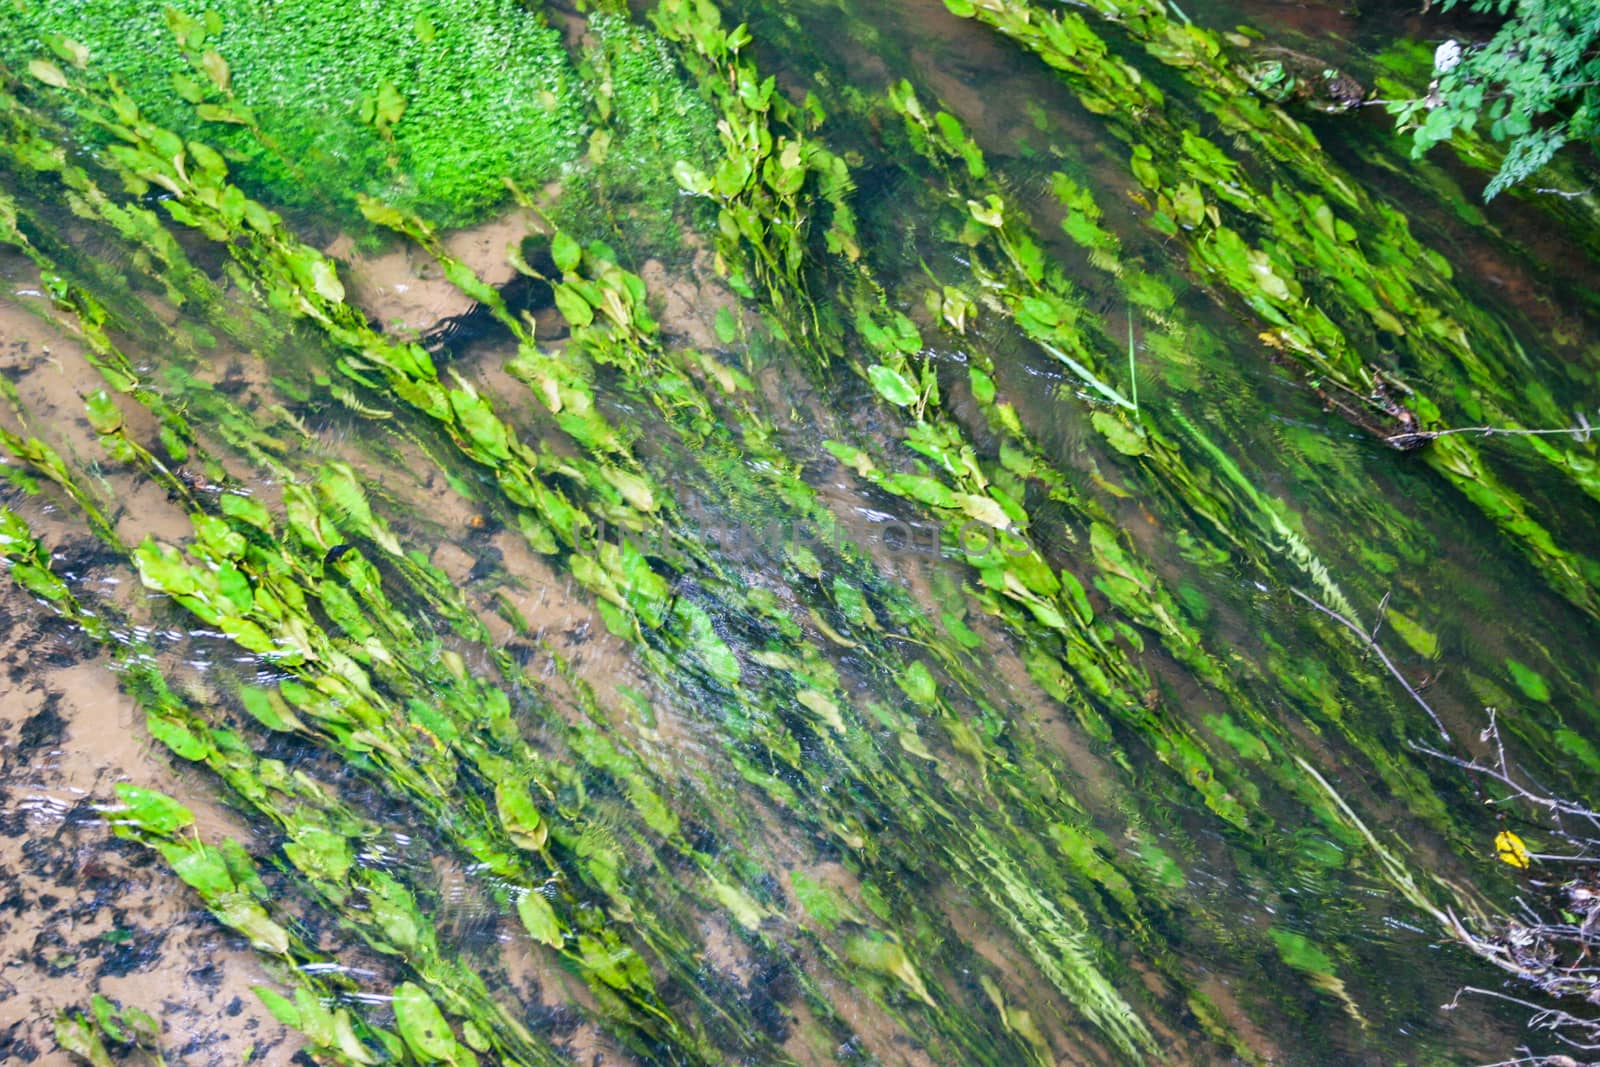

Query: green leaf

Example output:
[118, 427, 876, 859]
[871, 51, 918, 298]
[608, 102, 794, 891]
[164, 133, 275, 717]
[789, 871, 845, 928]
[897, 661, 938, 706]
[797, 688, 845, 733]
[309, 259, 345, 303]
[284, 826, 353, 883]
[1170, 182, 1205, 227]
[84, 390, 123, 434]
[46, 35, 90, 68]
[291, 987, 337, 1046]
[517, 889, 564, 948]
[968, 366, 996, 405]
[392, 983, 458, 1060]
[374, 80, 406, 126]
[712, 149, 752, 193]
[1506, 658, 1551, 703]
[240, 686, 302, 732]
[967, 195, 1005, 227]
[252, 987, 301, 1028]
[461, 1021, 491, 1054]
[884, 473, 958, 510]
[844, 936, 936, 1006]
[54, 1014, 112, 1067]
[201, 50, 231, 92]
[676, 601, 740, 685]
[1246, 249, 1292, 302]
[709, 877, 766, 929]
[90, 995, 128, 1043]
[1091, 410, 1149, 456]
[194, 102, 249, 124]
[1129, 147, 1160, 189]
[356, 195, 408, 230]
[114, 784, 194, 837]
[673, 160, 711, 195]
[495, 780, 548, 851]
[331, 1009, 379, 1064]
[578, 934, 641, 990]
[603, 466, 656, 512]
[1269, 927, 1336, 976]
[449, 390, 511, 462]
[955, 493, 1012, 530]
[135, 539, 199, 595]
[552, 284, 594, 328]
[214, 893, 291, 954]
[367, 875, 422, 951]
[1386, 611, 1439, 658]
[867, 364, 919, 406]
[170, 844, 238, 900]
[146, 711, 211, 761]
[550, 231, 582, 275]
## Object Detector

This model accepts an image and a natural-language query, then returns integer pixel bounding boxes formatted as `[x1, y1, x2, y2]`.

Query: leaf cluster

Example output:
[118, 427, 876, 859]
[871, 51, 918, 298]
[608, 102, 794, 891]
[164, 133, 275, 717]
[1393, 0, 1600, 198]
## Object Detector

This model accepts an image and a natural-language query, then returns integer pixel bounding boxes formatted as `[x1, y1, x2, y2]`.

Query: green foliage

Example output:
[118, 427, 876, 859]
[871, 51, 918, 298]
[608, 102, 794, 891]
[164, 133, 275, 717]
[551, 12, 720, 252]
[1, 0, 589, 223]
[1392, 0, 1600, 198]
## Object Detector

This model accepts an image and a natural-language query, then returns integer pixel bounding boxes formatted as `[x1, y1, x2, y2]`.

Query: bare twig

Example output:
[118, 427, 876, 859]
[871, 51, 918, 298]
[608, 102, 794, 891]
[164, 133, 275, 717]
[1531, 186, 1596, 200]
[1386, 411, 1596, 448]
[1367, 588, 1393, 658]
[1411, 712, 1600, 836]
[1290, 587, 1452, 741]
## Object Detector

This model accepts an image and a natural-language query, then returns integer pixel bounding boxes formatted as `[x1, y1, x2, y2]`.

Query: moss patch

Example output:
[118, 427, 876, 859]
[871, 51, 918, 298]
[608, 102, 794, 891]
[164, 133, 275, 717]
[567, 12, 719, 253]
[1, 0, 589, 224]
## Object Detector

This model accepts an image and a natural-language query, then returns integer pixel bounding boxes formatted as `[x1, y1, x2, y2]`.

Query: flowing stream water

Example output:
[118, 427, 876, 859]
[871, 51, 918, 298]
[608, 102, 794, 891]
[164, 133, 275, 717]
[0, 0, 1597, 1064]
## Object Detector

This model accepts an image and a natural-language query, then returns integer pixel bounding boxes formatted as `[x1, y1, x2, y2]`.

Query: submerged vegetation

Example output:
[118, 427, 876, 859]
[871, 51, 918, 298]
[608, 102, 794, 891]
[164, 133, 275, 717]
[0, 0, 587, 223]
[0, 0, 1597, 1064]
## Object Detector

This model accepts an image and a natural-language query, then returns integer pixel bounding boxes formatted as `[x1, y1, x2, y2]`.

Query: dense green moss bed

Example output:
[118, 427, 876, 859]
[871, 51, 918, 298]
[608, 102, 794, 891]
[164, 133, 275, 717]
[0, 0, 588, 223]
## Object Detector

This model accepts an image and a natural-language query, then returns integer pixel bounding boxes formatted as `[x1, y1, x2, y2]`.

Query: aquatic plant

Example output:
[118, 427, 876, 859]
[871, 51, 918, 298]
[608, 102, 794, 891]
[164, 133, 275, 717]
[2, 90, 1093, 1067]
[0, 0, 587, 223]
[932, 0, 1600, 624]
[1, 1, 1595, 1064]
[575, 11, 722, 252]
[54, 995, 167, 1067]
[0, 57, 1188, 1061]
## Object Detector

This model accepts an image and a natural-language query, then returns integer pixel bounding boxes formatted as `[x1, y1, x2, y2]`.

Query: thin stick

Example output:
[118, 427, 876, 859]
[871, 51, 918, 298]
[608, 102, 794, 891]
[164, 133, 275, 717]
[1388, 412, 1596, 447]
[1364, 589, 1392, 661]
[1290, 588, 1451, 741]
[1411, 741, 1600, 831]
[1126, 302, 1139, 416]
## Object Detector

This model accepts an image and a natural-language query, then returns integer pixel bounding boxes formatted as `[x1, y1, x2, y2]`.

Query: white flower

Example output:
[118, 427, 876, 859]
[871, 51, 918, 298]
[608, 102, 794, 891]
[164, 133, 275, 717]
[1434, 39, 1463, 74]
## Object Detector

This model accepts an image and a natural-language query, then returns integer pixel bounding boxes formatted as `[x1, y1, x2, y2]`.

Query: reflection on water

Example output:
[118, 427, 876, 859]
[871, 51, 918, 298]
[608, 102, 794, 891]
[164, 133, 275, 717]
[0, 0, 1596, 1063]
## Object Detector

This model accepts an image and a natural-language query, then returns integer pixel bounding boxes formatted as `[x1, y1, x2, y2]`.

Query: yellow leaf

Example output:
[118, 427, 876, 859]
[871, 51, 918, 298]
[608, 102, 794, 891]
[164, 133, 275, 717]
[796, 689, 845, 734]
[27, 59, 70, 89]
[1495, 830, 1531, 869]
